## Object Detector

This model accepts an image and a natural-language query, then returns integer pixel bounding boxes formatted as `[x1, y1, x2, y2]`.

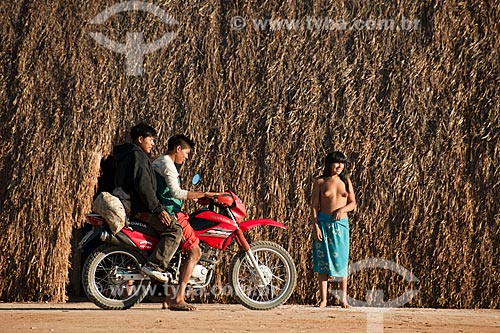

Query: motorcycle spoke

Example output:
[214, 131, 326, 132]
[93, 252, 143, 301]
[253, 254, 286, 281]
[270, 270, 285, 282]
[236, 248, 292, 304]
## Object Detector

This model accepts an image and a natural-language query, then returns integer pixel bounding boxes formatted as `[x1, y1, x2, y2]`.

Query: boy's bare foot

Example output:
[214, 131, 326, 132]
[340, 302, 352, 308]
[315, 301, 327, 308]
[168, 300, 196, 311]
[162, 288, 173, 310]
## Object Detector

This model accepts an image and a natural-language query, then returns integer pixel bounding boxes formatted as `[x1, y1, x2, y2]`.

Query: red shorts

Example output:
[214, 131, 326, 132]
[175, 212, 199, 252]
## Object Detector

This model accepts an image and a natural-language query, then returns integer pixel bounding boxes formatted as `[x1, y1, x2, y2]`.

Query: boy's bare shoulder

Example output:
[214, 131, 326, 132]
[314, 176, 325, 184]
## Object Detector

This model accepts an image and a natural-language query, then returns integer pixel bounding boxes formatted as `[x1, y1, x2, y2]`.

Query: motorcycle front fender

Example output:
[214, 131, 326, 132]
[238, 219, 288, 233]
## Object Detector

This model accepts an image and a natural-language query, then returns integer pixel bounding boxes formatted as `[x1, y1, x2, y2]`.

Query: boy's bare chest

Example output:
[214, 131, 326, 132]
[321, 179, 347, 199]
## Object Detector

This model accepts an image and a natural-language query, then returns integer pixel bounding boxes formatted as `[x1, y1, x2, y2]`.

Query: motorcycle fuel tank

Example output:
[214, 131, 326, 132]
[189, 210, 238, 250]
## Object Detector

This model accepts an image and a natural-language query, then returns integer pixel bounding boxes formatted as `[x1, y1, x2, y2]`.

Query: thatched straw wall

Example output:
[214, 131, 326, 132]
[1, 1, 498, 307]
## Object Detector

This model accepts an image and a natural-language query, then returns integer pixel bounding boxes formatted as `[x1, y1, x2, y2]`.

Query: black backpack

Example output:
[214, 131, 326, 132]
[94, 155, 115, 199]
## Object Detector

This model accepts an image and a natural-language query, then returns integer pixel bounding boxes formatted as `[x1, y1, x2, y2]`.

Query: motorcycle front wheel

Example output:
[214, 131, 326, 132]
[229, 240, 297, 310]
[82, 245, 151, 310]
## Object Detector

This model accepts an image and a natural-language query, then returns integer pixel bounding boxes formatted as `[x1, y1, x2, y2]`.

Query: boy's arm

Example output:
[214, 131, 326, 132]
[133, 153, 164, 215]
[163, 162, 189, 200]
[311, 178, 320, 225]
[339, 178, 357, 214]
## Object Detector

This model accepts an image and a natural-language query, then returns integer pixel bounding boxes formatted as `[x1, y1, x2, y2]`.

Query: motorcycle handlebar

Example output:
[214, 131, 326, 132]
[197, 192, 234, 208]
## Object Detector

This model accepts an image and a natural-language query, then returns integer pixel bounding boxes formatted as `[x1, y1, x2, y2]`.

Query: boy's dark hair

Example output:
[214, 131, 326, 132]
[167, 134, 195, 151]
[323, 151, 349, 192]
[130, 123, 157, 141]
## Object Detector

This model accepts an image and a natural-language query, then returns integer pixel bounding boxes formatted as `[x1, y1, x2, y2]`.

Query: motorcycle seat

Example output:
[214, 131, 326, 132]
[189, 207, 210, 219]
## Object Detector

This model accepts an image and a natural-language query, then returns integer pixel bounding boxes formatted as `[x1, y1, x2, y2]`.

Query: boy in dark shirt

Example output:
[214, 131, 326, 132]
[114, 123, 182, 282]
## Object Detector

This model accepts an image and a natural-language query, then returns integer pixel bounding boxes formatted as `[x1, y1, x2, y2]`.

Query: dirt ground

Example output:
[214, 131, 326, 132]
[0, 302, 499, 333]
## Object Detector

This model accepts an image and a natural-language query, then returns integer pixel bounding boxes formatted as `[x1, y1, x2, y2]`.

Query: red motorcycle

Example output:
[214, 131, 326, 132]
[79, 175, 297, 310]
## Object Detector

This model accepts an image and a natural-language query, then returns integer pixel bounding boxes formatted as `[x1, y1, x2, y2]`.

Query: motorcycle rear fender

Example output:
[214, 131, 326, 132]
[238, 219, 288, 232]
[78, 227, 103, 249]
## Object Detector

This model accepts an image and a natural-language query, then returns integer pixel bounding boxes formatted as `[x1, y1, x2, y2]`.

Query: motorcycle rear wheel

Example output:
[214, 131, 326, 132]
[82, 245, 151, 310]
[229, 240, 297, 310]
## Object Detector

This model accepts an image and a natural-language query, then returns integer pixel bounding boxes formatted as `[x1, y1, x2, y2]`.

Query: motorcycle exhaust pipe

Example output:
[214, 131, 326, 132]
[100, 230, 121, 245]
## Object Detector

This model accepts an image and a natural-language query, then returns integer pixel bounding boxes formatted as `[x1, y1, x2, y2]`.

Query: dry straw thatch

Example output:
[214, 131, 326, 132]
[0, 1, 499, 308]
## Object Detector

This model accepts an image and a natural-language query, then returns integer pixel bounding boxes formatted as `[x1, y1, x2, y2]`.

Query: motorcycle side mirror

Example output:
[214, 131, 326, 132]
[192, 174, 201, 185]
